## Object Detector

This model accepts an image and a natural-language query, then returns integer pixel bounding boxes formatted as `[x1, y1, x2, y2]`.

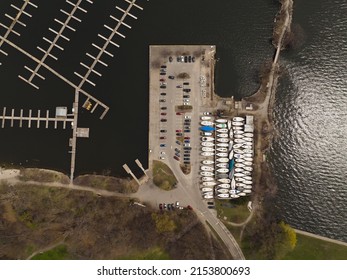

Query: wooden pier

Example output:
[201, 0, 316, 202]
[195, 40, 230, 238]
[1, 107, 73, 129]
[135, 158, 148, 179]
[122, 163, 140, 186]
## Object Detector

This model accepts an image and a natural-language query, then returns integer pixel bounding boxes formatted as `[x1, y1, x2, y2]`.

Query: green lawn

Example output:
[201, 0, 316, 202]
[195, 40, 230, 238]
[283, 234, 347, 260]
[119, 247, 170, 260]
[31, 244, 70, 260]
[215, 197, 251, 224]
[152, 160, 177, 191]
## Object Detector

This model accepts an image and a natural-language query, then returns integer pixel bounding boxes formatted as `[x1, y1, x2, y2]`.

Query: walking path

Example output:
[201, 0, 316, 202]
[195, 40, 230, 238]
[294, 229, 347, 247]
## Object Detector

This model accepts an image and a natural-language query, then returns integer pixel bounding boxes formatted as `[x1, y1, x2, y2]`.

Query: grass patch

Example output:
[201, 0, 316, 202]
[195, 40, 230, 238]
[152, 160, 177, 191]
[225, 224, 243, 245]
[283, 234, 347, 260]
[120, 247, 170, 260]
[31, 244, 70, 260]
[19, 168, 69, 184]
[215, 197, 251, 224]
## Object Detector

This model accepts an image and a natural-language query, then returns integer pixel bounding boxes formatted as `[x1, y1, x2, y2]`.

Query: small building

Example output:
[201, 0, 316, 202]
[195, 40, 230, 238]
[245, 115, 254, 125]
[244, 124, 254, 133]
[55, 107, 67, 118]
[245, 103, 253, 111]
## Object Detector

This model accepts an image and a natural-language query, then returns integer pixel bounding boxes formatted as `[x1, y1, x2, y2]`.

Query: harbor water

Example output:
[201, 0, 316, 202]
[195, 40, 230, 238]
[0, 0, 346, 241]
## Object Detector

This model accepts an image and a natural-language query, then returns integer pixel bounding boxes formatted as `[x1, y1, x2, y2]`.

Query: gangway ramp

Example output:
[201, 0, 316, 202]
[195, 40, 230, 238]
[74, 0, 145, 95]
[0, 0, 38, 65]
[19, 0, 93, 89]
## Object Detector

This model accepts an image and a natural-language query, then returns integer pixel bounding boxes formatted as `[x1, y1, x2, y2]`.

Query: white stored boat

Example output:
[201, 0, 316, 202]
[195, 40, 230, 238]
[216, 143, 229, 147]
[203, 181, 217, 187]
[235, 158, 244, 163]
[235, 168, 244, 173]
[243, 153, 253, 158]
[202, 137, 214, 142]
[234, 149, 244, 154]
[216, 119, 228, 123]
[234, 139, 245, 143]
[235, 163, 245, 168]
[229, 130, 233, 138]
[217, 193, 230, 199]
[201, 116, 211, 120]
[217, 128, 228, 133]
[203, 191, 214, 196]
[216, 147, 228, 152]
[233, 126, 243, 130]
[243, 161, 253, 166]
[217, 188, 229, 194]
[232, 121, 244, 126]
[231, 178, 236, 189]
[216, 163, 228, 168]
[217, 138, 229, 143]
[202, 141, 214, 147]
[234, 130, 244, 135]
[216, 123, 227, 128]
[218, 178, 231, 183]
[243, 137, 253, 142]
[216, 158, 229, 163]
[202, 160, 214, 165]
[201, 121, 214, 126]
[201, 171, 214, 176]
[244, 166, 253, 171]
[236, 183, 245, 187]
[234, 135, 244, 139]
[228, 150, 234, 159]
[233, 117, 244, 122]
[201, 187, 213, 192]
[234, 154, 244, 159]
[201, 152, 214, 156]
[243, 176, 252, 181]
[235, 177, 245, 182]
[238, 192, 247, 197]
[204, 194, 214, 199]
[243, 185, 252, 190]
[229, 194, 240, 199]
[243, 171, 252, 176]
[203, 132, 213, 136]
[243, 133, 254, 137]
[216, 152, 228, 157]
[227, 120, 232, 130]
[218, 183, 231, 188]
[243, 189, 252, 194]
[233, 143, 243, 149]
[242, 145, 253, 150]
[228, 141, 233, 150]
[234, 173, 245, 177]
[243, 180, 252, 185]
[217, 133, 228, 138]
[202, 177, 214, 182]
[202, 147, 214, 152]
[201, 165, 214, 171]
[243, 157, 253, 162]
[217, 168, 229, 173]
[243, 149, 253, 154]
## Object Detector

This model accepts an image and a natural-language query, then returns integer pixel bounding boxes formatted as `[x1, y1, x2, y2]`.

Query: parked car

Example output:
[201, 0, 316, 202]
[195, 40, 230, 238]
[176, 133, 182, 136]
[169, 56, 173, 62]
[159, 203, 163, 210]
[203, 112, 212, 115]
[161, 113, 167, 115]
[161, 107, 167, 110]
[184, 136, 190, 139]
[160, 92, 166, 96]
[160, 119, 167, 122]
[160, 78, 165, 82]
[160, 144, 166, 147]
[175, 148, 180, 153]
[207, 202, 214, 205]
[176, 85, 182, 88]
[160, 129, 167, 133]
[184, 129, 190, 133]
[161, 65, 167, 68]
[183, 99, 190, 102]
[187, 205, 193, 210]
[183, 95, 190, 98]
[159, 99, 166, 102]
[176, 140, 181, 145]
[160, 85, 166, 89]
[184, 140, 190, 143]
[176, 129, 182, 132]
[160, 136, 166, 139]
[173, 156, 179, 161]
[184, 115, 191, 119]
[168, 75, 175, 79]
[208, 205, 215, 209]
[160, 72, 166, 75]
[183, 89, 191, 93]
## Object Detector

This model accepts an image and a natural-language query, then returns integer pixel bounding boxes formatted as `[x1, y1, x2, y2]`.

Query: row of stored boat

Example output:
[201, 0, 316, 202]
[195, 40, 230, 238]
[199, 115, 254, 200]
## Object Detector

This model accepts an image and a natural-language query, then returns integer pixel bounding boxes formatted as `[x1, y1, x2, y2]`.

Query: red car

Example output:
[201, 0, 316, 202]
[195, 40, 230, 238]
[173, 156, 179, 161]
[176, 129, 182, 133]
[187, 205, 193, 210]
[160, 136, 166, 139]
[159, 203, 163, 210]
[184, 137, 190, 139]
[161, 112, 167, 115]
[176, 112, 182, 115]
[160, 78, 165, 82]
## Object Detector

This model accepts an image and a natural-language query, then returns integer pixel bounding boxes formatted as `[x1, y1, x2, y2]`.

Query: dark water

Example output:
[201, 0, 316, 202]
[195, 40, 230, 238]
[269, 0, 347, 242]
[0, 0, 277, 176]
[1, 0, 345, 241]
